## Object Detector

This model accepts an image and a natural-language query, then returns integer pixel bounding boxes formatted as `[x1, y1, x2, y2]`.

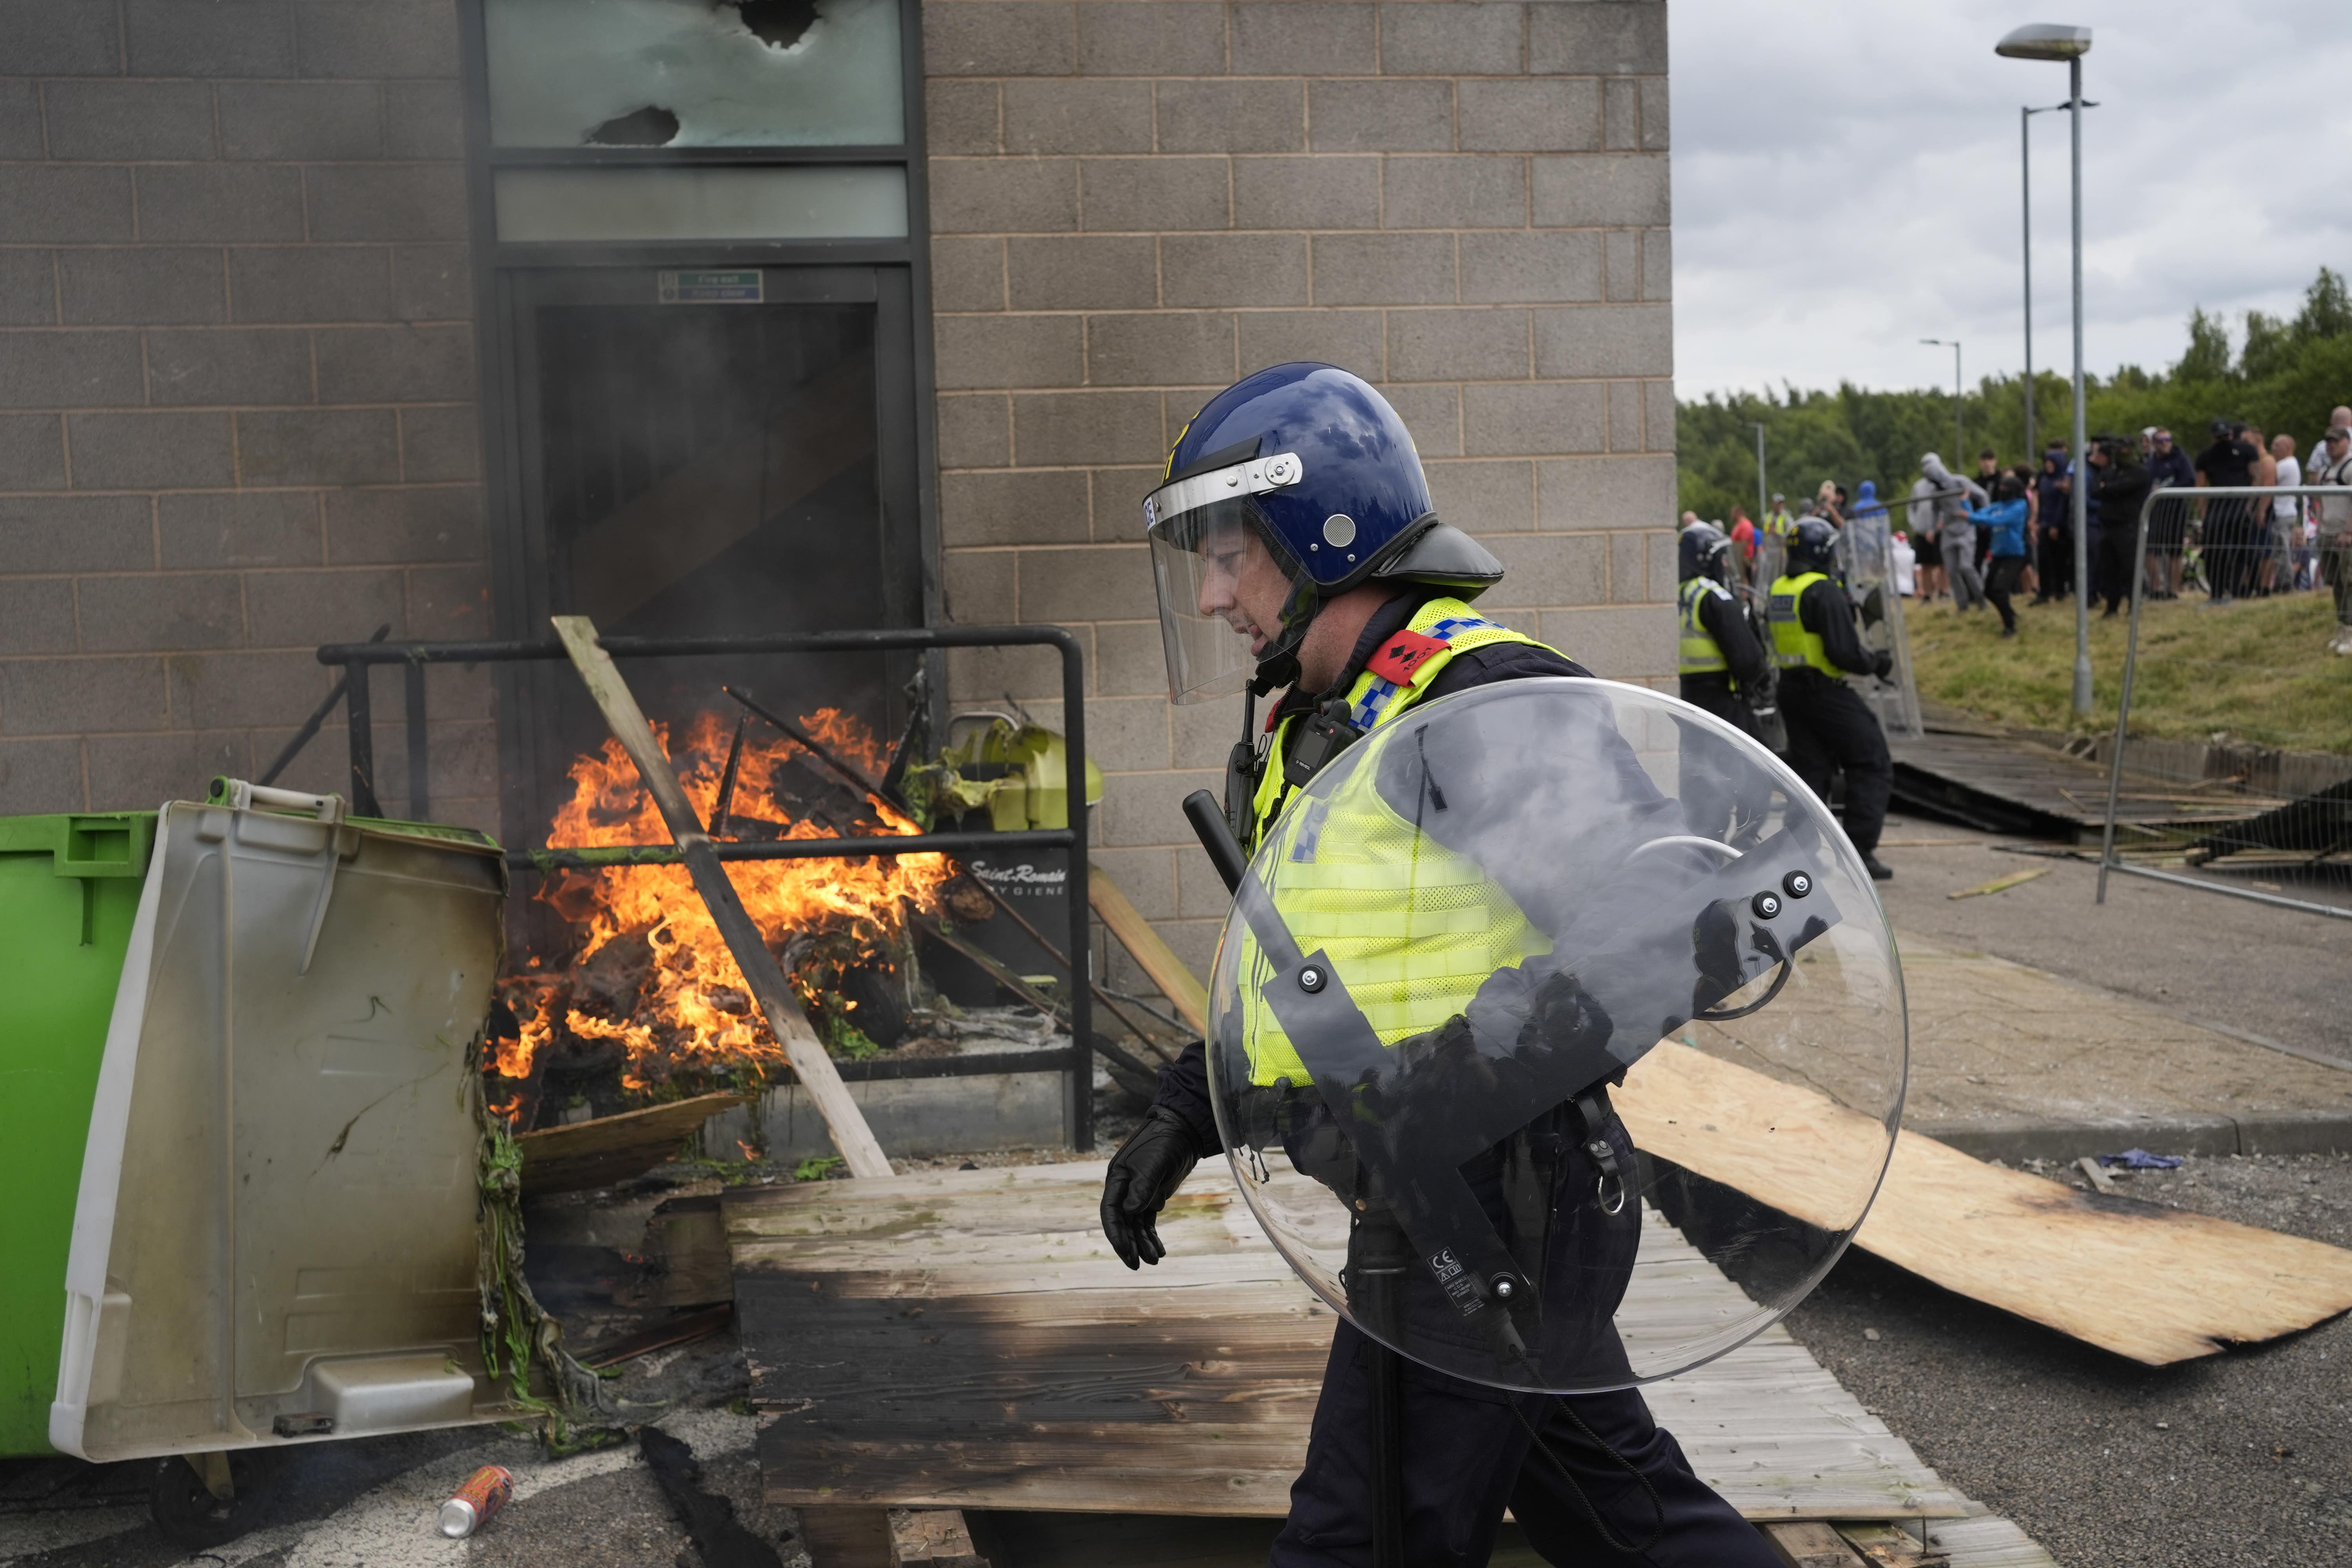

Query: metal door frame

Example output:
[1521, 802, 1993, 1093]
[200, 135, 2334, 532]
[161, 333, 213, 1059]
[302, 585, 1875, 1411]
[454, 0, 941, 848]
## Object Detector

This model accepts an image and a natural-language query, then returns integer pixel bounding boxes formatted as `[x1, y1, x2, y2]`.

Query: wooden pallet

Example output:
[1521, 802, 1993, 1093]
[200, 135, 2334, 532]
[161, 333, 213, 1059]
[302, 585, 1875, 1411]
[727, 1161, 1965, 1523]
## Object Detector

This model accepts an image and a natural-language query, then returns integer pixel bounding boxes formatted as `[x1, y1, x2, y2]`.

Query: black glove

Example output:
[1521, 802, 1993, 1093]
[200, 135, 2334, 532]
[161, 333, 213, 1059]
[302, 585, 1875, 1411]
[1100, 1105, 1203, 1269]
[1871, 650, 1894, 681]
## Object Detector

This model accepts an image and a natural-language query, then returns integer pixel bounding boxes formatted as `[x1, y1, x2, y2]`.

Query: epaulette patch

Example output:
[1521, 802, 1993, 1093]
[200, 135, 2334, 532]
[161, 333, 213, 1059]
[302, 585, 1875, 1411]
[1365, 628, 1448, 684]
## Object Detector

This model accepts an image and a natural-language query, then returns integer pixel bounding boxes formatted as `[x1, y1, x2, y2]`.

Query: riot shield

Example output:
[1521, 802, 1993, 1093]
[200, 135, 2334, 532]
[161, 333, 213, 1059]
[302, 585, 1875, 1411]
[1205, 680, 1906, 1394]
[1837, 509, 1924, 739]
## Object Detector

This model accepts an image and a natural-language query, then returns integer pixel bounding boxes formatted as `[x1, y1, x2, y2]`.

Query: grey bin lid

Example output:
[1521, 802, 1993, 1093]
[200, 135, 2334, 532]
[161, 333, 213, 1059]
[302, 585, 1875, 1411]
[51, 788, 517, 1461]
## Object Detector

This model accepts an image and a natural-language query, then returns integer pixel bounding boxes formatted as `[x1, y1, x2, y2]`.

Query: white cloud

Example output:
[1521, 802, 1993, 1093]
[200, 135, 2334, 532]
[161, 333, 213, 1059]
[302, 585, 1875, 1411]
[1670, 0, 2352, 396]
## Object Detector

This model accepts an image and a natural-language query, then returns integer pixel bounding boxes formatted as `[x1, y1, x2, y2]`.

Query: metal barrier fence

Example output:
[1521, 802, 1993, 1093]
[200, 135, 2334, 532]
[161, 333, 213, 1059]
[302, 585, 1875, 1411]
[2096, 484, 2352, 921]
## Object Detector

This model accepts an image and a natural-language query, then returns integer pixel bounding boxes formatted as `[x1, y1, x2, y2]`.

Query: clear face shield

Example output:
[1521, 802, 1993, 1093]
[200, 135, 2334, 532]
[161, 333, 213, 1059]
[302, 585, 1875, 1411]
[1143, 451, 1312, 704]
[1204, 679, 1907, 1394]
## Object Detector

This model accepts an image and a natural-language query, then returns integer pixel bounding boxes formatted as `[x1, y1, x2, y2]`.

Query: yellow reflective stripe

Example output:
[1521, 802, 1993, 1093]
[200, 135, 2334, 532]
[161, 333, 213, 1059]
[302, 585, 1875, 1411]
[1768, 571, 1839, 676]
[1238, 594, 1559, 1085]
[1678, 579, 1729, 674]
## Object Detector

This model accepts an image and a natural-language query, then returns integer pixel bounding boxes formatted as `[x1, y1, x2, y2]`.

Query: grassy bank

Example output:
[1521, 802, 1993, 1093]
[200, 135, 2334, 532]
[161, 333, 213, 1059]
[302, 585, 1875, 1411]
[1902, 589, 2352, 754]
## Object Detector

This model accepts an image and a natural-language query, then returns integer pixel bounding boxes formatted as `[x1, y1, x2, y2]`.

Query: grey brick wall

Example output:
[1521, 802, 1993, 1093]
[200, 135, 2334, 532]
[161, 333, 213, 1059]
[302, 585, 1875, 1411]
[926, 0, 1677, 988]
[0, 0, 490, 826]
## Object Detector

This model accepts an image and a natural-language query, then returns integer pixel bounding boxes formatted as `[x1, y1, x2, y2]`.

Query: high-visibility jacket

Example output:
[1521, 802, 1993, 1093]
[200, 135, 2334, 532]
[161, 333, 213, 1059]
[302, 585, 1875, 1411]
[1677, 578, 1732, 675]
[1768, 571, 1840, 677]
[1238, 597, 1560, 1087]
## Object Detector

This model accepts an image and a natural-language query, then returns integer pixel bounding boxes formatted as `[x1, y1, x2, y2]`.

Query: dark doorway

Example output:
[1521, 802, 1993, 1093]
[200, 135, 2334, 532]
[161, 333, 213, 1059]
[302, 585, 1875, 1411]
[493, 265, 924, 863]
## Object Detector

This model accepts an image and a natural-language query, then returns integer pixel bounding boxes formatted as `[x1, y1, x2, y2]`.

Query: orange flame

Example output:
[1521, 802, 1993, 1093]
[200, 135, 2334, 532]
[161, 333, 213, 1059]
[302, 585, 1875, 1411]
[501, 709, 950, 1098]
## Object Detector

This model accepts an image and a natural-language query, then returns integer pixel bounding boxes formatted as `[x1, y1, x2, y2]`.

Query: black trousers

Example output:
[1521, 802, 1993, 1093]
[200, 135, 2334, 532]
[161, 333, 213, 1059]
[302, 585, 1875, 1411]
[1676, 673, 1758, 737]
[1271, 1325, 1777, 1568]
[1984, 555, 2027, 631]
[2095, 526, 2136, 613]
[1270, 1111, 1773, 1568]
[1778, 672, 1892, 856]
[2035, 526, 2073, 599]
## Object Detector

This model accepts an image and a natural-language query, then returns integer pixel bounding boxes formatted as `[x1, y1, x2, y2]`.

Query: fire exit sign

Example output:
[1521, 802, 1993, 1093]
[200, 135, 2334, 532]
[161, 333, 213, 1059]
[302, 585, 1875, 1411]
[657, 270, 763, 304]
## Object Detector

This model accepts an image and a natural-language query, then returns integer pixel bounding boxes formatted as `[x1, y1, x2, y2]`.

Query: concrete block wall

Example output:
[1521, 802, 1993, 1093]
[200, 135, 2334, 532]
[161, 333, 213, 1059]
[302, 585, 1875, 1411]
[0, 0, 492, 827]
[924, 0, 1677, 986]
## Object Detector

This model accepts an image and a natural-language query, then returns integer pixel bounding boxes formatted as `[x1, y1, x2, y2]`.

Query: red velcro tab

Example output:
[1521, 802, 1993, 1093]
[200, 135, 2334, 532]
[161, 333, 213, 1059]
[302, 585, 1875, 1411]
[1365, 628, 1448, 684]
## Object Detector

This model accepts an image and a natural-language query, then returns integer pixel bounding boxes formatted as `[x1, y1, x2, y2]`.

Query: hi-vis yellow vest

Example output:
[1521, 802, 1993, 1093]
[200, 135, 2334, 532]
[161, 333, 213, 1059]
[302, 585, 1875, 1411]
[1768, 571, 1840, 677]
[1678, 578, 1730, 675]
[1238, 597, 1557, 1088]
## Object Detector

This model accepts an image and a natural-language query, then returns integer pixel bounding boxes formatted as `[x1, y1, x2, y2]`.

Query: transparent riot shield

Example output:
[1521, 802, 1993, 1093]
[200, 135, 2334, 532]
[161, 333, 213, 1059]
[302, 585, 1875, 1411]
[1837, 509, 1924, 739]
[1205, 680, 1906, 1394]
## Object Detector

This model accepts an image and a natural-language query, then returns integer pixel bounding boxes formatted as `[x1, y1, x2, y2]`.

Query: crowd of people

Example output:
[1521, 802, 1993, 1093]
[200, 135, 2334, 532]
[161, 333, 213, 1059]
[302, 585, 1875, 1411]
[1697, 401, 2352, 656]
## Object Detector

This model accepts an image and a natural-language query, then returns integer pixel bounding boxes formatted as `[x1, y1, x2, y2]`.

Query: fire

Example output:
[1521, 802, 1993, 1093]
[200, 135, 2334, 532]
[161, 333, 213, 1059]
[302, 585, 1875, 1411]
[498, 708, 952, 1103]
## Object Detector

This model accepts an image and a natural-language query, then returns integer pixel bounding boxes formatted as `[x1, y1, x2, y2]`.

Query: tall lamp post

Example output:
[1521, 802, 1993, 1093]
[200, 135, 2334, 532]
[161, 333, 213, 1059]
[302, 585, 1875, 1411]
[1920, 338, 1962, 460]
[1750, 420, 1768, 527]
[1998, 22, 2094, 717]
[2019, 99, 2094, 471]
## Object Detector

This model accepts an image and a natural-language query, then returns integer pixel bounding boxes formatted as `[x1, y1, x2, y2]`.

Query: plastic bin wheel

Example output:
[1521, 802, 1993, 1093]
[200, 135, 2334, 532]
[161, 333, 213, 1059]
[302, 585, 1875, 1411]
[150, 1452, 280, 1549]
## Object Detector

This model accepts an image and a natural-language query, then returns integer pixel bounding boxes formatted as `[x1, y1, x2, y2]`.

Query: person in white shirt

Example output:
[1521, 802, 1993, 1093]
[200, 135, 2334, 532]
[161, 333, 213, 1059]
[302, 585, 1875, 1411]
[2269, 434, 2301, 594]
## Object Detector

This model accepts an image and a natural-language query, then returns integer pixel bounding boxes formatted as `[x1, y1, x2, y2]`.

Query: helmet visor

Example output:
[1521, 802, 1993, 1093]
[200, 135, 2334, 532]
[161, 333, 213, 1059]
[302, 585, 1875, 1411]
[1145, 456, 1312, 704]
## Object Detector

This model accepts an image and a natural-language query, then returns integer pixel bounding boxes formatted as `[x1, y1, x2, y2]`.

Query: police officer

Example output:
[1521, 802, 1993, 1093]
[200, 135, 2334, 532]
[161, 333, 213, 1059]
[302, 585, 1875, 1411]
[1769, 518, 1896, 881]
[1102, 363, 1779, 1568]
[1676, 521, 1770, 735]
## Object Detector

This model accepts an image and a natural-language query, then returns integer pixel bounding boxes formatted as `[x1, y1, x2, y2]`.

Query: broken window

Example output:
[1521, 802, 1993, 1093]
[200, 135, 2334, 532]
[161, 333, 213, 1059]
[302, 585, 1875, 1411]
[493, 165, 907, 241]
[484, 0, 905, 148]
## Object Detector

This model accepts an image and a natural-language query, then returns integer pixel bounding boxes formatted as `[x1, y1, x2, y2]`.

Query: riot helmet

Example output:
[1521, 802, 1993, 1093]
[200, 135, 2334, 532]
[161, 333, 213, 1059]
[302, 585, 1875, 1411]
[1677, 521, 1733, 585]
[1205, 679, 1907, 1393]
[1142, 363, 1503, 702]
[1786, 516, 1839, 575]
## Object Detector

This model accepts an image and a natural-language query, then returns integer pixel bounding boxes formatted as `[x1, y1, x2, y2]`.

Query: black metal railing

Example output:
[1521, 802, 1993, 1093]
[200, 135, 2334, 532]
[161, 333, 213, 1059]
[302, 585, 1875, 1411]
[308, 625, 1099, 1149]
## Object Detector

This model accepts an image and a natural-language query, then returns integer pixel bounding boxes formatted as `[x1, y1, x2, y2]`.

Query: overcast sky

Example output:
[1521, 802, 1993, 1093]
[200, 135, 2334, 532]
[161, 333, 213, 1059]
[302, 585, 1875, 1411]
[1669, 0, 2352, 399]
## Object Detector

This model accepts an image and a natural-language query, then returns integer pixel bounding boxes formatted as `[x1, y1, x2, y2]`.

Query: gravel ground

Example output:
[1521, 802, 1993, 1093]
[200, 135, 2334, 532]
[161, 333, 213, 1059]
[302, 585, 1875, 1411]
[1782, 1150, 2352, 1568]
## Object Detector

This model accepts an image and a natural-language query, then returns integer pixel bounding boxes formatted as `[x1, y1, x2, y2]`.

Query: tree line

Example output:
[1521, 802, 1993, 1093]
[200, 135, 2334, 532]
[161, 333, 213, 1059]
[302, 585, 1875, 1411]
[1676, 267, 2352, 523]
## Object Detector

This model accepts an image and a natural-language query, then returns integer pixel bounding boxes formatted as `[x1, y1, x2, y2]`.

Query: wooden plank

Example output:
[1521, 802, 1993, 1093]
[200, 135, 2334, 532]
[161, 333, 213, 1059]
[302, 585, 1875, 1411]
[1924, 1514, 2060, 1568]
[1767, 1521, 1871, 1568]
[893, 1510, 989, 1568]
[1838, 1521, 1951, 1566]
[728, 1163, 1964, 1522]
[1614, 1042, 2352, 1365]
[1088, 865, 1207, 1035]
[516, 1091, 746, 1196]
[649, 1194, 735, 1307]
[551, 614, 891, 1179]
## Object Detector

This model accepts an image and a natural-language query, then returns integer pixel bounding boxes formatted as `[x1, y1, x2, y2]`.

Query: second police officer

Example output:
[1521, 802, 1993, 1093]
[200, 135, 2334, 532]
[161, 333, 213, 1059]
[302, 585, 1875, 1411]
[1098, 363, 1781, 1568]
[1768, 517, 1897, 881]
[1675, 520, 1771, 736]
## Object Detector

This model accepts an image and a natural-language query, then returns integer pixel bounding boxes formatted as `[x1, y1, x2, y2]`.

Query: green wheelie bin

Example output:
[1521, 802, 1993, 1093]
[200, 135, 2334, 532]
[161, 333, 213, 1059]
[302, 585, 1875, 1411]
[0, 813, 156, 1457]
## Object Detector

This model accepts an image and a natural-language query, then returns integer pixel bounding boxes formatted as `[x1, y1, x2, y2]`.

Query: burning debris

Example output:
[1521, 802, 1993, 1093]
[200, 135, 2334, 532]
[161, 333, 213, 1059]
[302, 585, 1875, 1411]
[488, 706, 963, 1126]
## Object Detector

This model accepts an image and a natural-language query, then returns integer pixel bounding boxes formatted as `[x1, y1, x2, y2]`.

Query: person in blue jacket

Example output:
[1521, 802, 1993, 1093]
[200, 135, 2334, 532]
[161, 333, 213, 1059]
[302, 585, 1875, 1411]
[1973, 474, 2033, 637]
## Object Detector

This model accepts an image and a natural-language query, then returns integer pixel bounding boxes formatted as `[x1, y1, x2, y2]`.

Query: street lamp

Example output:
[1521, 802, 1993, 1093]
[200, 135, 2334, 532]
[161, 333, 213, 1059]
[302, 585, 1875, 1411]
[1920, 339, 1962, 459]
[1749, 421, 1768, 530]
[1997, 21, 2094, 718]
[2019, 99, 2094, 477]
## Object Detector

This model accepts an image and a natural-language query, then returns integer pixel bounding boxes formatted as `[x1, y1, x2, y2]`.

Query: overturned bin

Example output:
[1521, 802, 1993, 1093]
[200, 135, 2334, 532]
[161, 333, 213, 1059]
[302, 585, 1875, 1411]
[8, 780, 563, 1543]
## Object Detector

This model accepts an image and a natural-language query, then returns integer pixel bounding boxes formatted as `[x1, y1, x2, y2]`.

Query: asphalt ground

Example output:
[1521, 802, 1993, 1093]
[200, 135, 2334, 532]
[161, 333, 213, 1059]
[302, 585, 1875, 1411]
[1868, 809, 2352, 1062]
[1783, 1149, 2352, 1568]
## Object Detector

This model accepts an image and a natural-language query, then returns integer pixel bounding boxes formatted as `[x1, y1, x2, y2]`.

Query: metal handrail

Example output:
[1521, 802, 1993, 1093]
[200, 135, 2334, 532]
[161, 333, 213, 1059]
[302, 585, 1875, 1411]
[2095, 483, 2349, 921]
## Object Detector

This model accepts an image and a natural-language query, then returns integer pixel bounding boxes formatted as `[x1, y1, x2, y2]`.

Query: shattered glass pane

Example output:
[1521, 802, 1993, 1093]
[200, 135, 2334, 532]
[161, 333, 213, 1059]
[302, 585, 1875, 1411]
[494, 166, 908, 241]
[485, 0, 905, 148]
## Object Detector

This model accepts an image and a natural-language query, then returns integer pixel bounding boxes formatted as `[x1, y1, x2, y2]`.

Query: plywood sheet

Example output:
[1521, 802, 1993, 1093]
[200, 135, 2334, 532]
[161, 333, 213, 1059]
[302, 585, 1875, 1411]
[729, 1163, 1960, 1521]
[1616, 1042, 2352, 1364]
[517, 1091, 746, 1195]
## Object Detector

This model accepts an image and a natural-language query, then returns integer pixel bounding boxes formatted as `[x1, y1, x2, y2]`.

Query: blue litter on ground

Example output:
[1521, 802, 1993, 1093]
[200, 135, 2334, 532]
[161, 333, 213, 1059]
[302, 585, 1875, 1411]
[2098, 1149, 2185, 1169]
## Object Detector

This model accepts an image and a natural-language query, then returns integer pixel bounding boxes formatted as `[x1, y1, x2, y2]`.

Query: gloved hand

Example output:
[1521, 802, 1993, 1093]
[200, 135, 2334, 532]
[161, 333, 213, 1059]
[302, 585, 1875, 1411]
[1871, 649, 1895, 681]
[1100, 1105, 1203, 1269]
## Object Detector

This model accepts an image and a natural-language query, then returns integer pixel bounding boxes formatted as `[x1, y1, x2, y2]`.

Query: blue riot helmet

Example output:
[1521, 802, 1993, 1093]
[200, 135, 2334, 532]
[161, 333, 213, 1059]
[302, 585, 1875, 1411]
[1786, 516, 1840, 575]
[1143, 363, 1503, 702]
[1678, 521, 1732, 585]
